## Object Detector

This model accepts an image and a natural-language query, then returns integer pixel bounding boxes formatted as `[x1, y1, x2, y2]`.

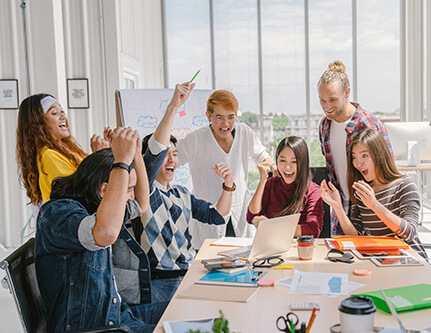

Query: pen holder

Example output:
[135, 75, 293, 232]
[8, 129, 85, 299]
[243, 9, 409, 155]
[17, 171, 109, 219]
[297, 235, 314, 260]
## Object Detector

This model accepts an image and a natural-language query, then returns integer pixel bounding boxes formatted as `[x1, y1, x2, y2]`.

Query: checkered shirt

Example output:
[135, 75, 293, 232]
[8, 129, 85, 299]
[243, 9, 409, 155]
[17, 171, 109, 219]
[140, 136, 224, 271]
[319, 102, 393, 234]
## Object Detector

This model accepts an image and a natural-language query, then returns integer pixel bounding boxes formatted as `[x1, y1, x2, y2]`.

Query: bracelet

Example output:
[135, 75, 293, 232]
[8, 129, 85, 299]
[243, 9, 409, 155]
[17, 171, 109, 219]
[111, 162, 131, 173]
[222, 182, 236, 192]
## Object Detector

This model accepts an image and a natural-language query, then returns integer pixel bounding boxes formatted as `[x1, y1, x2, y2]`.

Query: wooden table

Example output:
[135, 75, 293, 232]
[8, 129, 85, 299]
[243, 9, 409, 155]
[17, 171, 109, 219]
[155, 239, 431, 332]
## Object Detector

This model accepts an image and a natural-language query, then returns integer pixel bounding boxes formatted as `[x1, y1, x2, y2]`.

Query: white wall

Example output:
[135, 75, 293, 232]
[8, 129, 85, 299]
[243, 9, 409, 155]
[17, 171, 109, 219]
[0, 0, 164, 247]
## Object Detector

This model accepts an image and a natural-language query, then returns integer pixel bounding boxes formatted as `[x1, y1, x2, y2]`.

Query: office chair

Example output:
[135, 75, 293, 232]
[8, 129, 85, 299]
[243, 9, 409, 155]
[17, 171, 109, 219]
[0, 237, 131, 333]
[311, 167, 331, 238]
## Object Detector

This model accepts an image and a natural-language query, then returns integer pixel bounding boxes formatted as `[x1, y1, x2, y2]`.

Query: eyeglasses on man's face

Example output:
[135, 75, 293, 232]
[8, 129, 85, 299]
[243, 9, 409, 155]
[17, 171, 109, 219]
[208, 112, 237, 122]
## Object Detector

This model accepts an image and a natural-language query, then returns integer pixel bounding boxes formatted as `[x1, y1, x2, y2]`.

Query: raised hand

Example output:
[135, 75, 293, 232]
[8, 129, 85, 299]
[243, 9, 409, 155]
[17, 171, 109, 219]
[90, 134, 110, 152]
[257, 160, 272, 181]
[211, 163, 234, 187]
[352, 181, 378, 210]
[110, 127, 138, 165]
[104, 126, 113, 143]
[169, 82, 195, 111]
[320, 180, 343, 209]
[133, 130, 142, 160]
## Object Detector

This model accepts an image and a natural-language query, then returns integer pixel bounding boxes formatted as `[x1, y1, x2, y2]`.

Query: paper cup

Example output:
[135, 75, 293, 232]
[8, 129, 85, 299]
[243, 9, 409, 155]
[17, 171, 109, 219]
[297, 235, 314, 260]
[339, 296, 376, 333]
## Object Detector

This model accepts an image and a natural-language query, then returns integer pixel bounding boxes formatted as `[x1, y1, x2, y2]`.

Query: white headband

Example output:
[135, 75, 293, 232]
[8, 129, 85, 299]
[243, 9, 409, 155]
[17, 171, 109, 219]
[40, 96, 58, 113]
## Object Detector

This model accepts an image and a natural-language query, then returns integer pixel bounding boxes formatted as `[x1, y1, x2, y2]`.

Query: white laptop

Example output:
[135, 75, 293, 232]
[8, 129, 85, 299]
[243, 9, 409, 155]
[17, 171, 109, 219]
[218, 213, 300, 261]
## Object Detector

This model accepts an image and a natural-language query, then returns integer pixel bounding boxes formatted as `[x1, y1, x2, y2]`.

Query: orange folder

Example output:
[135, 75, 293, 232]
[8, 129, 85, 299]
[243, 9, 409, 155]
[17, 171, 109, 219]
[327, 235, 409, 251]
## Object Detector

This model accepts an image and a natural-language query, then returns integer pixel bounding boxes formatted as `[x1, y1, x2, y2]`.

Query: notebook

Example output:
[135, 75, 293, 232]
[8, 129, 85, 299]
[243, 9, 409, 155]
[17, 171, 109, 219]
[353, 284, 431, 313]
[218, 214, 300, 261]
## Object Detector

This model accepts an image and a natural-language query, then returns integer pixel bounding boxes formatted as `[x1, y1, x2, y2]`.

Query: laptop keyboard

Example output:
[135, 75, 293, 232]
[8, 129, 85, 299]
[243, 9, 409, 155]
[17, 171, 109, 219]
[218, 245, 252, 259]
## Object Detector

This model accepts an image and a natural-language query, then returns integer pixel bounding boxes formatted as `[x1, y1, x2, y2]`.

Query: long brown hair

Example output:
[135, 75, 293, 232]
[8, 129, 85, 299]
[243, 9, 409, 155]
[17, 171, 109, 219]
[16, 93, 87, 204]
[274, 136, 311, 217]
[347, 128, 401, 204]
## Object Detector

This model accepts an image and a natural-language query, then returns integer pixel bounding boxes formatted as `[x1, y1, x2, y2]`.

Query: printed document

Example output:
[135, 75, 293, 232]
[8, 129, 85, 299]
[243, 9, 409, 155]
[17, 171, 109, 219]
[288, 270, 348, 296]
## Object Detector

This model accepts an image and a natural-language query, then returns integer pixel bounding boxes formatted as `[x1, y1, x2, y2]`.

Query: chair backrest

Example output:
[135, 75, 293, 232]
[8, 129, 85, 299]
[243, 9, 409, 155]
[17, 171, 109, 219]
[0, 237, 47, 333]
[311, 167, 331, 238]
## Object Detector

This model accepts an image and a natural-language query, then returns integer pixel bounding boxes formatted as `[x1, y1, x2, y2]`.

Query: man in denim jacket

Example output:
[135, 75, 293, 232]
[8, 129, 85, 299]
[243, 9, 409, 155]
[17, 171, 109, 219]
[35, 127, 167, 332]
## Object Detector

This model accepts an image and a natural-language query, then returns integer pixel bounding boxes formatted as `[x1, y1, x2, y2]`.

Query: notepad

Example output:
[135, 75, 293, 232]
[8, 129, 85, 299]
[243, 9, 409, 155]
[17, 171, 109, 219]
[353, 284, 431, 313]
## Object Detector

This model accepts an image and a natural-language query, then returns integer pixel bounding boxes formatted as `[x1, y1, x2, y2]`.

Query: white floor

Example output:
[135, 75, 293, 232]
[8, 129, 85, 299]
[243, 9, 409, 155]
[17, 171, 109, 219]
[1, 216, 431, 332]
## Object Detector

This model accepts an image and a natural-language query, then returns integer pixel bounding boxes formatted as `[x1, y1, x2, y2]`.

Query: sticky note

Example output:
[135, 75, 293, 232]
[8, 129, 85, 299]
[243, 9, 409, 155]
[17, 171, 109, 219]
[274, 263, 294, 269]
[179, 110, 186, 117]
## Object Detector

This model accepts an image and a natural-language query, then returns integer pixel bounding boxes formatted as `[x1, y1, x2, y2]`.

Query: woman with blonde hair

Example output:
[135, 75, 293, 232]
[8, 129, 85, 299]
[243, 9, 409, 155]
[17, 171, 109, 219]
[321, 128, 427, 259]
[16, 94, 88, 206]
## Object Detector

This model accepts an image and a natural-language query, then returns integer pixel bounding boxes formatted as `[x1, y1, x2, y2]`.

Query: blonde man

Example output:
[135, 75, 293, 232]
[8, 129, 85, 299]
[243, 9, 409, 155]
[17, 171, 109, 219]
[318, 60, 393, 235]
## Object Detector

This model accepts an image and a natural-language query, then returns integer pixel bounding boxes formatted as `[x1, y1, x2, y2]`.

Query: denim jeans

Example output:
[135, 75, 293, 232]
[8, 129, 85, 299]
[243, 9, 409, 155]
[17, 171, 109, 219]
[151, 277, 183, 303]
[120, 302, 168, 333]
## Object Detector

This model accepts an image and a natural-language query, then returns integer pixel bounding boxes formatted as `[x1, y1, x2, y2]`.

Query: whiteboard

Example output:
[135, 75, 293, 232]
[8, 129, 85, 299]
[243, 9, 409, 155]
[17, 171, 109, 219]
[116, 88, 212, 189]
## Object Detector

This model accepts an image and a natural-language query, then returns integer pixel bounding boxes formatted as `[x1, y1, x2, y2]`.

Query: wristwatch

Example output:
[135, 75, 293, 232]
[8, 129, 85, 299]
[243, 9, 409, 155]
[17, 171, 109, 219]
[222, 182, 236, 192]
[111, 162, 131, 173]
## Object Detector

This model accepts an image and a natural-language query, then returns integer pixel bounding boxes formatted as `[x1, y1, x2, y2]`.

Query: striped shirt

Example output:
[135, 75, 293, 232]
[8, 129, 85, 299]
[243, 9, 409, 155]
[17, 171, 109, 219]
[319, 102, 393, 234]
[350, 176, 427, 259]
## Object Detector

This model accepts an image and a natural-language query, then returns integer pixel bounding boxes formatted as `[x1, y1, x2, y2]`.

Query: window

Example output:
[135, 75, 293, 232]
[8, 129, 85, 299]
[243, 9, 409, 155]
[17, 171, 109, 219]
[357, 0, 400, 119]
[165, 0, 212, 88]
[164, 0, 402, 186]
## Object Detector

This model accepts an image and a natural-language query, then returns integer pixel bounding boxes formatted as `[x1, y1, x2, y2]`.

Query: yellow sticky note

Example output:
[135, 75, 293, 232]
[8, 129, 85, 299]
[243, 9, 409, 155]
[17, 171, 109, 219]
[274, 263, 294, 269]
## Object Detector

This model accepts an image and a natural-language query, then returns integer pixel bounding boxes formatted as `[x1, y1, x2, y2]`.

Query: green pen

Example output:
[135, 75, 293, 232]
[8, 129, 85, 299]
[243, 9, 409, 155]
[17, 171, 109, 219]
[290, 320, 295, 333]
[190, 69, 201, 83]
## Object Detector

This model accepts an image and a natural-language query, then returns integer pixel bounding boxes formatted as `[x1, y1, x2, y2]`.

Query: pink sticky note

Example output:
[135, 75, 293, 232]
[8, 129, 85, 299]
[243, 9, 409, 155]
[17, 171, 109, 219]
[179, 110, 186, 117]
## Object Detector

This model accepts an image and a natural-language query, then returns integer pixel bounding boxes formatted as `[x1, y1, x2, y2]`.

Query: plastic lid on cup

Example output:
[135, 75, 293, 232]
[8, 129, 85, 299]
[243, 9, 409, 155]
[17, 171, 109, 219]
[298, 235, 314, 243]
[339, 296, 376, 315]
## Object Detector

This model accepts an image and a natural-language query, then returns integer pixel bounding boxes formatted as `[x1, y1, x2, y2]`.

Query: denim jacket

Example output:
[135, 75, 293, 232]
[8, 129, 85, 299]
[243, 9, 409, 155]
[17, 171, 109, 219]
[35, 198, 142, 332]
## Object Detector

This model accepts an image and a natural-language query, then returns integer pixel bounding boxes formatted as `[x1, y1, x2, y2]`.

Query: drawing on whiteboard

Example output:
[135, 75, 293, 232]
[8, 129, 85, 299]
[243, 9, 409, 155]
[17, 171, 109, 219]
[192, 115, 209, 128]
[117, 88, 212, 191]
[175, 166, 191, 185]
[137, 115, 158, 129]
[172, 127, 191, 140]
[160, 99, 187, 117]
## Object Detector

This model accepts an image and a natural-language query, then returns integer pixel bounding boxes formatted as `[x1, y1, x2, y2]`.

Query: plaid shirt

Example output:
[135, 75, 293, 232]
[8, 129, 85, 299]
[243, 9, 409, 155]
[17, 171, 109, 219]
[319, 102, 393, 233]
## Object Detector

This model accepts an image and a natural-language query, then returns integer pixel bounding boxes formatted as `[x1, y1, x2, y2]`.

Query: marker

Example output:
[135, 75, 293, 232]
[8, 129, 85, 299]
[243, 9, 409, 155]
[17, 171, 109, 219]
[190, 69, 201, 83]
[306, 307, 317, 333]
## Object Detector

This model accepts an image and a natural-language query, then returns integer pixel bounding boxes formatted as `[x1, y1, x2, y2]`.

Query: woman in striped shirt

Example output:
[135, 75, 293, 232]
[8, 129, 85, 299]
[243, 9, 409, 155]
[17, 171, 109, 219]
[320, 128, 427, 259]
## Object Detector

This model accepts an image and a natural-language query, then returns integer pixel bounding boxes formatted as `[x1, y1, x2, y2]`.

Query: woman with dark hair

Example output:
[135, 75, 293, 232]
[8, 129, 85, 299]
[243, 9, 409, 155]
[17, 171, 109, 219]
[35, 127, 167, 332]
[247, 136, 324, 238]
[321, 128, 428, 259]
[16, 94, 88, 205]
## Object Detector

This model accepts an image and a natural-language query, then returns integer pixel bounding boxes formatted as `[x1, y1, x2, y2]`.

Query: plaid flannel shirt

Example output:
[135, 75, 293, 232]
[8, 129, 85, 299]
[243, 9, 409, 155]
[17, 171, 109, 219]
[319, 102, 394, 233]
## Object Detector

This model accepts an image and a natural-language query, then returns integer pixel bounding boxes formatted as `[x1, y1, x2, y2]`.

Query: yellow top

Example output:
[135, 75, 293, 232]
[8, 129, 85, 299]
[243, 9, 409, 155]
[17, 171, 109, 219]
[37, 147, 82, 202]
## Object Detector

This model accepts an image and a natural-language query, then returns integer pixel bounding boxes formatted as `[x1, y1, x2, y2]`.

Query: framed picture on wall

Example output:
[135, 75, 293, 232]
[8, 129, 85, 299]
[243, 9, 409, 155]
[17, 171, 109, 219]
[0, 79, 19, 109]
[67, 78, 89, 109]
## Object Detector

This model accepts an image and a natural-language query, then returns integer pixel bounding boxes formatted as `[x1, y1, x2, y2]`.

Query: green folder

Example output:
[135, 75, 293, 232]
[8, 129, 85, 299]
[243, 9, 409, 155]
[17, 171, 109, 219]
[353, 284, 431, 313]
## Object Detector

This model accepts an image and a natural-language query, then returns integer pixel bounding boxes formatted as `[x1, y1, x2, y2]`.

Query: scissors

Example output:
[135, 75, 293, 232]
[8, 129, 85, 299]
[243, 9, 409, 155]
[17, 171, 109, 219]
[276, 312, 299, 332]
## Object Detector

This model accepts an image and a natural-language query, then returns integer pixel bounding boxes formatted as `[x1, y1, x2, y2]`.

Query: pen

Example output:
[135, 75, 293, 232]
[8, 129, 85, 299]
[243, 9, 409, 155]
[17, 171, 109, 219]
[306, 313, 316, 333]
[300, 322, 306, 333]
[305, 307, 317, 333]
[190, 69, 201, 83]
[290, 320, 295, 333]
